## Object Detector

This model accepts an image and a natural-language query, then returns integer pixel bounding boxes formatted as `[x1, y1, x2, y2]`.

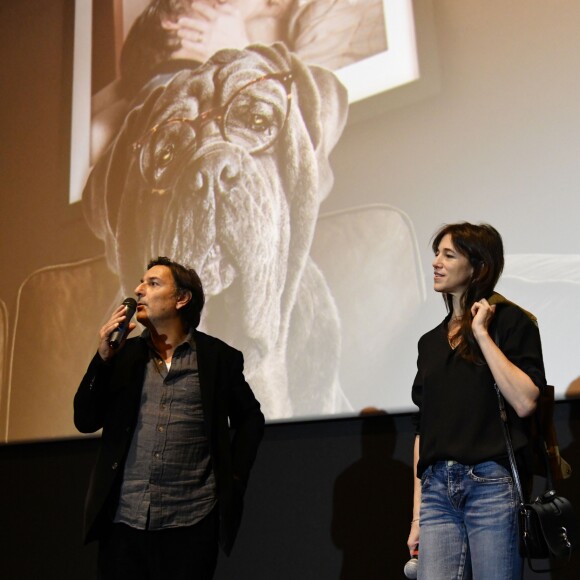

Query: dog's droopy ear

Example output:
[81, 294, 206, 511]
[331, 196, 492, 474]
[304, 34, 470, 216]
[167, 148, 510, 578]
[82, 85, 166, 273]
[244, 42, 348, 202]
[293, 60, 348, 201]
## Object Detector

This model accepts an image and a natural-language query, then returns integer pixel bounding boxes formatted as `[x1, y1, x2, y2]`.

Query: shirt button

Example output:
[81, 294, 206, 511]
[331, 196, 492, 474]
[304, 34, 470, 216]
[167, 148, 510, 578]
[158, 426, 164, 432]
[111, 462, 118, 470]
[154, 452, 160, 459]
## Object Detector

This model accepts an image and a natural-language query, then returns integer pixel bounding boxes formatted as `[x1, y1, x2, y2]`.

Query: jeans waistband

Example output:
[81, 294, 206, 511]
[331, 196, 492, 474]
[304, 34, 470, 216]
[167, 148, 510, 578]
[430, 460, 468, 472]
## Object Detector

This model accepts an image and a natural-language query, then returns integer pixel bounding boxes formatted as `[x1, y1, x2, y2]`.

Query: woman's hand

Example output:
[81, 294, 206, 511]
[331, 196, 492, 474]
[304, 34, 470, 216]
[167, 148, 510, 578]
[471, 298, 539, 417]
[163, 2, 250, 64]
[470, 298, 496, 339]
[407, 520, 420, 556]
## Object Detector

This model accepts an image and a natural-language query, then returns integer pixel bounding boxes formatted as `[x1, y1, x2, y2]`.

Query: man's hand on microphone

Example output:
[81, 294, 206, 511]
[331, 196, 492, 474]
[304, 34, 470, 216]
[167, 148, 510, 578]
[98, 304, 137, 362]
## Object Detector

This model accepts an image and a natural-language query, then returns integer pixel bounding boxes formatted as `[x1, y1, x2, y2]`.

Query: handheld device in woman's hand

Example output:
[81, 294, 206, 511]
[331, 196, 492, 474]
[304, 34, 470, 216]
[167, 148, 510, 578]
[404, 548, 419, 579]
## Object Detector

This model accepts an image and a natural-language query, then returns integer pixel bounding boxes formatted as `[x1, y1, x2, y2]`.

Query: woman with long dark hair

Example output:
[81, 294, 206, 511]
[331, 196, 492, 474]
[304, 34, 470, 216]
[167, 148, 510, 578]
[407, 222, 546, 579]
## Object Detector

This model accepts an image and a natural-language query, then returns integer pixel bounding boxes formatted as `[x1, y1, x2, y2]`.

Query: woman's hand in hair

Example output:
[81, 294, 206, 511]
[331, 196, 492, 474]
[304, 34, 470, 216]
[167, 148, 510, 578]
[470, 298, 496, 340]
[471, 298, 538, 417]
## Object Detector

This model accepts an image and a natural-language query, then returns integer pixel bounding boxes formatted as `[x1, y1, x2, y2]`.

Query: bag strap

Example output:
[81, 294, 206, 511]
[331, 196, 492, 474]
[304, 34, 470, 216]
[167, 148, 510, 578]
[491, 310, 554, 495]
[494, 383, 556, 491]
[494, 384, 526, 505]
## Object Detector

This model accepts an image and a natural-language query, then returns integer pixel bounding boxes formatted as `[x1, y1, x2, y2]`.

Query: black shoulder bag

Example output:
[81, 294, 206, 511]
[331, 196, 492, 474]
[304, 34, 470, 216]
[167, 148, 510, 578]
[495, 385, 579, 572]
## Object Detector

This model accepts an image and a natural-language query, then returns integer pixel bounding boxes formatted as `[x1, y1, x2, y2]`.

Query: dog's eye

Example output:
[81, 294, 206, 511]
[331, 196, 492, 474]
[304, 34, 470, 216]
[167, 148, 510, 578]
[248, 113, 271, 133]
[249, 114, 270, 131]
[229, 101, 277, 133]
[157, 144, 175, 167]
[222, 75, 289, 153]
[225, 100, 284, 151]
[137, 119, 198, 192]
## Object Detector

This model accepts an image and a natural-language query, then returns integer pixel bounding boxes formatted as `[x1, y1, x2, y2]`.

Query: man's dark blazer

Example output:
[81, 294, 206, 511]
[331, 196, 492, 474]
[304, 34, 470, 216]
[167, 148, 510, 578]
[74, 330, 265, 555]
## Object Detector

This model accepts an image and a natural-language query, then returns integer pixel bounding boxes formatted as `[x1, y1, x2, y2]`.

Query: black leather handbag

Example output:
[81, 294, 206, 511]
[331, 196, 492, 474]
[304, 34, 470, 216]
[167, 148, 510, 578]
[495, 385, 579, 572]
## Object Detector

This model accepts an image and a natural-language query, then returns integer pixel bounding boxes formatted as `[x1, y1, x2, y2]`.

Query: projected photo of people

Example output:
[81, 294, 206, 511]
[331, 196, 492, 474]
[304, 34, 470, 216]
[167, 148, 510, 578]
[77, 0, 421, 422]
[4, 0, 423, 441]
[90, 0, 389, 168]
[3, 0, 580, 465]
[85, 42, 350, 418]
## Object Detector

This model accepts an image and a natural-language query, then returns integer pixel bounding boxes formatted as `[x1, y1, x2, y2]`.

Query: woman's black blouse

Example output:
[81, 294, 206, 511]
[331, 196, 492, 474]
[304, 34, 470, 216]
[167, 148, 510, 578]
[412, 303, 547, 478]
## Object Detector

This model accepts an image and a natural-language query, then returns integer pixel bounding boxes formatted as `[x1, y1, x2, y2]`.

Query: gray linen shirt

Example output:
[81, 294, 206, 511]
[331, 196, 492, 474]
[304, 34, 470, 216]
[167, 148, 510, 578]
[113, 330, 216, 529]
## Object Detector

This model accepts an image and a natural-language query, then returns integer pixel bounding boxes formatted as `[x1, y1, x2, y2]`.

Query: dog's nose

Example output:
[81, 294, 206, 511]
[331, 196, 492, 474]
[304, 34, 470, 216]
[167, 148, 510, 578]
[189, 147, 243, 201]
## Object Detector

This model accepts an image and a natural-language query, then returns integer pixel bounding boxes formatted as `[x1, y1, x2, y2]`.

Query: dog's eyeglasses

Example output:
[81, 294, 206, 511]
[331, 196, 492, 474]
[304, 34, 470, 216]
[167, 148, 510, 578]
[132, 71, 294, 192]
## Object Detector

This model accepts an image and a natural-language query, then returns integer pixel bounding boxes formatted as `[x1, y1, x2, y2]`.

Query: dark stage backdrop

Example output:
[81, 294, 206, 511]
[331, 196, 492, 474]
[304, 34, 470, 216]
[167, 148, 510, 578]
[1, 1, 579, 442]
[1, 401, 579, 579]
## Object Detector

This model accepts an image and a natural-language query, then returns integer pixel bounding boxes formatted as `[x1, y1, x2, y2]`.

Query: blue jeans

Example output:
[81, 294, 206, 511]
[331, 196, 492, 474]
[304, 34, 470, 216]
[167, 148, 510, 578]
[418, 460, 522, 580]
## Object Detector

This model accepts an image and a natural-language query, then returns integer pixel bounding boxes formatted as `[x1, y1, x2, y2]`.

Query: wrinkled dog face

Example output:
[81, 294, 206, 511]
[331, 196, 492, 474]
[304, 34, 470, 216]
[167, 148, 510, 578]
[109, 49, 316, 359]
[124, 54, 292, 301]
[87, 45, 347, 385]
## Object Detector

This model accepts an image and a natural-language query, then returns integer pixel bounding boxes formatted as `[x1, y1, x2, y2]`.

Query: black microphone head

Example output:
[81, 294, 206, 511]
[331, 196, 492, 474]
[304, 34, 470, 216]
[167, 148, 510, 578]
[121, 298, 137, 318]
[122, 297, 137, 311]
[109, 298, 138, 349]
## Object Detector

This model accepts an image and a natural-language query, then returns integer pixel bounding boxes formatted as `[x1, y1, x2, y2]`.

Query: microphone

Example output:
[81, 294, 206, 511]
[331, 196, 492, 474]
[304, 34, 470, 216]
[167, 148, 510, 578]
[108, 297, 137, 349]
[404, 549, 419, 579]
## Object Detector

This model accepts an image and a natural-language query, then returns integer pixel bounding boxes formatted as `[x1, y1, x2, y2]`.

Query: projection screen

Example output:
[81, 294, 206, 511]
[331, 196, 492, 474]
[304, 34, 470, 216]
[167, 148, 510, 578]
[2, 0, 579, 443]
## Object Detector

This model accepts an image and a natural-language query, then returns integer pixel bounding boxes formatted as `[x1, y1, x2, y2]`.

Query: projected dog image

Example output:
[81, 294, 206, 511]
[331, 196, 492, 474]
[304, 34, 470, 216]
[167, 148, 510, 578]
[83, 43, 349, 418]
